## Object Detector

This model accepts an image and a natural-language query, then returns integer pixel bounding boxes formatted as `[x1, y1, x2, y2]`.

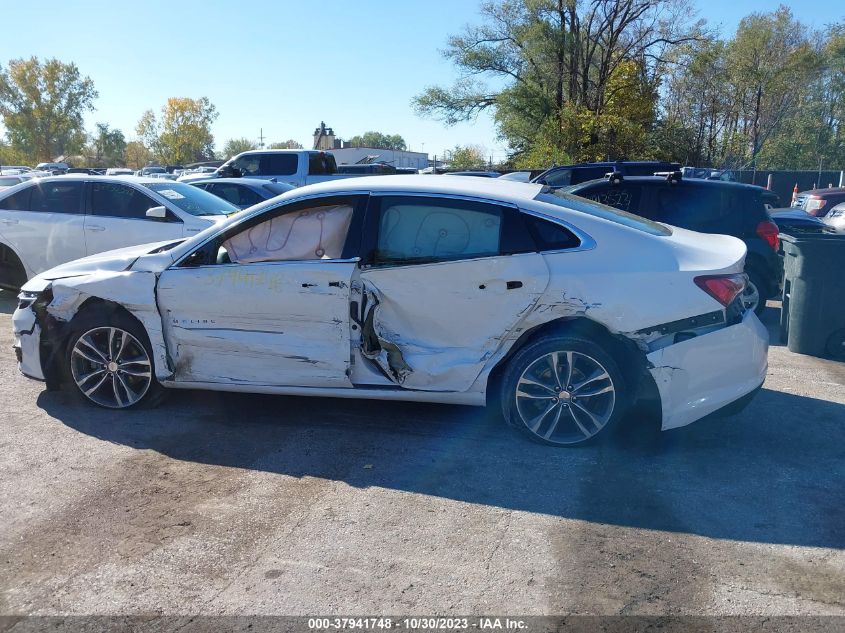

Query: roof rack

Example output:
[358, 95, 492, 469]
[604, 170, 624, 184]
[655, 170, 683, 184]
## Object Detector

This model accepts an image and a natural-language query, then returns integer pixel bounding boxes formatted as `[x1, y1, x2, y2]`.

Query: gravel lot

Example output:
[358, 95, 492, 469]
[0, 290, 842, 617]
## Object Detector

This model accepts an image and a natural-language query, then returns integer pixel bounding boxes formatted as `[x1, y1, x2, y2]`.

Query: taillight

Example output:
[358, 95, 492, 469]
[756, 220, 780, 251]
[806, 198, 827, 215]
[694, 274, 746, 307]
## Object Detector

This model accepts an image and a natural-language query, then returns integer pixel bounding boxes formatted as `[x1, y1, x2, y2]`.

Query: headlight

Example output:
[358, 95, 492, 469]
[17, 290, 39, 310]
[806, 198, 827, 213]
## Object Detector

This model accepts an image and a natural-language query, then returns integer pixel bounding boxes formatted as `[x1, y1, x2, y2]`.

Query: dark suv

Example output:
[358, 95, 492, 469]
[565, 173, 781, 314]
[532, 161, 680, 189]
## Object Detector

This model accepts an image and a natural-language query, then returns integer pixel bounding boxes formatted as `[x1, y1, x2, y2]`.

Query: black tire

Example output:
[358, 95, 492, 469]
[743, 267, 767, 316]
[500, 334, 629, 446]
[0, 244, 27, 292]
[826, 329, 845, 361]
[63, 307, 165, 409]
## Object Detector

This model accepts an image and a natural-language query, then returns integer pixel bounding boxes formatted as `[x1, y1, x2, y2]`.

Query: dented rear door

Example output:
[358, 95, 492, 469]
[355, 194, 549, 392]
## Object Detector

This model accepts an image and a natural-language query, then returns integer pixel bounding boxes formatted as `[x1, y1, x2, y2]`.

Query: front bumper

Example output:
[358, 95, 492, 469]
[13, 304, 45, 381]
[648, 309, 769, 430]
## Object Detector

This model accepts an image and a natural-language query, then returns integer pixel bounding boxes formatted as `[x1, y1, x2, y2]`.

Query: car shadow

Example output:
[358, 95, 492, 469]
[0, 290, 17, 315]
[37, 382, 843, 549]
[761, 302, 784, 346]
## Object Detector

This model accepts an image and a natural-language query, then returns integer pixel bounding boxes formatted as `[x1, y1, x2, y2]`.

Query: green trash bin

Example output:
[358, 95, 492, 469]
[780, 232, 845, 360]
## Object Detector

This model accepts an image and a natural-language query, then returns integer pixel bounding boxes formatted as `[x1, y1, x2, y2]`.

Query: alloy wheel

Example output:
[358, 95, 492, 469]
[514, 350, 616, 445]
[70, 327, 152, 408]
[741, 279, 760, 312]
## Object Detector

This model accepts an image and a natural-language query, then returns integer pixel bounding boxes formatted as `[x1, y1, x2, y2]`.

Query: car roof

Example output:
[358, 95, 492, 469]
[285, 174, 545, 204]
[770, 209, 823, 222]
[25, 175, 187, 186]
[571, 176, 766, 192]
[191, 178, 267, 186]
[799, 187, 845, 195]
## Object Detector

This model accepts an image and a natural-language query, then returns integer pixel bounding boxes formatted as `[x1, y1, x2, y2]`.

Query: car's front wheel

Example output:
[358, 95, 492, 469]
[65, 311, 163, 409]
[500, 335, 627, 446]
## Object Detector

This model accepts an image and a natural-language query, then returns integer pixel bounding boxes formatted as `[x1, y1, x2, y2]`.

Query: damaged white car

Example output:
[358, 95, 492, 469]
[13, 176, 768, 446]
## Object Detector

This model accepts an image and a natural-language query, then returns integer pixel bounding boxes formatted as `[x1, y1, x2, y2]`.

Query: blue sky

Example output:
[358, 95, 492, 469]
[2, 1, 841, 161]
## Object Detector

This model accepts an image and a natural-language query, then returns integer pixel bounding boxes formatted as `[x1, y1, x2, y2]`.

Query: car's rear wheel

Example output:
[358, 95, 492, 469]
[65, 311, 164, 409]
[500, 335, 627, 446]
[742, 268, 766, 315]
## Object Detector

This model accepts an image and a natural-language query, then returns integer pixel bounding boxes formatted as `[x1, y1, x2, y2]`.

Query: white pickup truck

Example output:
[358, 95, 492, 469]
[178, 150, 361, 188]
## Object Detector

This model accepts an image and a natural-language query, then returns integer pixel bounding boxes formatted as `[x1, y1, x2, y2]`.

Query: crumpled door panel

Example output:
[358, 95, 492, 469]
[357, 254, 549, 392]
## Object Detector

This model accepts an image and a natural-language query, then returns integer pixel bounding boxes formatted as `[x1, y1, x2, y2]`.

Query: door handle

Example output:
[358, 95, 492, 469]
[86, 225, 106, 232]
[506, 280, 523, 289]
[0, 219, 18, 225]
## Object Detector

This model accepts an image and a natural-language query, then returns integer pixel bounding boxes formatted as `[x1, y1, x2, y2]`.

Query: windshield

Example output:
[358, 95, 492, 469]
[145, 182, 237, 216]
[538, 189, 672, 236]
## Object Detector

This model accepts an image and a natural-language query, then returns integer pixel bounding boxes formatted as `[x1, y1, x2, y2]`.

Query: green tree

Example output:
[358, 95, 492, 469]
[0, 57, 97, 162]
[448, 145, 487, 170]
[83, 123, 126, 166]
[136, 97, 218, 165]
[726, 6, 817, 170]
[124, 141, 152, 170]
[345, 131, 407, 150]
[414, 0, 701, 165]
[268, 139, 303, 149]
[657, 7, 832, 170]
[222, 137, 257, 158]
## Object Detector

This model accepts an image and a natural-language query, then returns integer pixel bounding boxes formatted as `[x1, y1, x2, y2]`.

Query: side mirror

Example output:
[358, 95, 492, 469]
[146, 206, 167, 219]
[218, 164, 235, 178]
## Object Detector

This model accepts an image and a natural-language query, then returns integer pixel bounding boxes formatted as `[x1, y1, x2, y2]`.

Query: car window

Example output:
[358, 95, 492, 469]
[572, 167, 609, 184]
[577, 184, 643, 214]
[0, 177, 22, 187]
[145, 182, 236, 216]
[91, 182, 158, 219]
[0, 185, 33, 210]
[523, 214, 581, 250]
[308, 153, 336, 175]
[543, 169, 572, 187]
[373, 196, 503, 264]
[539, 190, 671, 236]
[653, 186, 749, 231]
[29, 181, 83, 214]
[222, 202, 354, 264]
[229, 155, 261, 177]
[206, 183, 263, 208]
[260, 153, 298, 176]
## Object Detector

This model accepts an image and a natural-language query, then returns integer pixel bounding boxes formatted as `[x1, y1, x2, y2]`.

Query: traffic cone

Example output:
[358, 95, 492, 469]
[791, 183, 798, 205]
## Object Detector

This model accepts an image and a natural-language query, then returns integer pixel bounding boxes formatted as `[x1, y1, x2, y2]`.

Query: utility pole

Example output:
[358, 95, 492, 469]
[258, 128, 265, 148]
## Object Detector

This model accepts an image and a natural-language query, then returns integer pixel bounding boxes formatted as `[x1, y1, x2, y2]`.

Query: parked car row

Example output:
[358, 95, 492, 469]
[0, 176, 236, 289]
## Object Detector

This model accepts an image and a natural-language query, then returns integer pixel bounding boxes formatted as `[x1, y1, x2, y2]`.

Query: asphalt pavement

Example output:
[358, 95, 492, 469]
[0, 291, 842, 618]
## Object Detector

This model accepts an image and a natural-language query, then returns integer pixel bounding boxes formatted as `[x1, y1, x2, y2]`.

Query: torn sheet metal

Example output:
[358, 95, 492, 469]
[44, 271, 169, 379]
[357, 253, 549, 392]
[156, 261, 356, 387]
[647, 309, 768, 430]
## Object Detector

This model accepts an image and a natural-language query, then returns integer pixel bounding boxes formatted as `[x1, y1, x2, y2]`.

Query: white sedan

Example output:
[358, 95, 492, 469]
[13, 176, 768, 446]
[0, 176, 236, 290]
